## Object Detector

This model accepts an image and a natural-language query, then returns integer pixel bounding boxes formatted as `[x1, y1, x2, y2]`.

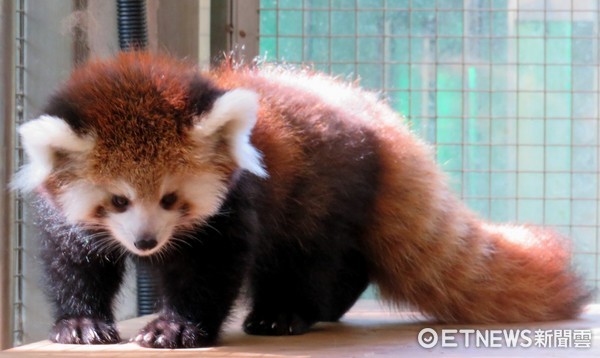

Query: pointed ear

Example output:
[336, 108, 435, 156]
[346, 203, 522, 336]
[194, 89, 268, 178]
[11, 115, 95, 192]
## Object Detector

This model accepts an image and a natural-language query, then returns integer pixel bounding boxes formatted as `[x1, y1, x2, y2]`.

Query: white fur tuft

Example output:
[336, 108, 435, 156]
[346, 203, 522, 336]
[195, 89, 268, 178]
[10, 115, 95, 192]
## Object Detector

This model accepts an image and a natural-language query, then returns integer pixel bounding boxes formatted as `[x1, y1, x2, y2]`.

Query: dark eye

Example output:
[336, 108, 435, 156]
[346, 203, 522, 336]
[160, 192, 178, 210]
[111, 195, 130, 211]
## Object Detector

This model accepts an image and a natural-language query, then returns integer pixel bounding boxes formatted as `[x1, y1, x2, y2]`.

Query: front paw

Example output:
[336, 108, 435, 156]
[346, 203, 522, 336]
[50, 317, 120, 344]
[134, 317, 214, 348]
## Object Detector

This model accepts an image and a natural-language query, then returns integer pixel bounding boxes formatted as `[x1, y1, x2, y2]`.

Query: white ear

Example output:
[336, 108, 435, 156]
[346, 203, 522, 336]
[195, 89, 268, 178]
[10, 115, 95, 192]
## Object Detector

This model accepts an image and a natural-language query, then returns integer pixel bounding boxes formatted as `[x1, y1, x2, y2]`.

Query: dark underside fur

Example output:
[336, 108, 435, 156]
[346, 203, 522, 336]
[35, 122, 380, 347]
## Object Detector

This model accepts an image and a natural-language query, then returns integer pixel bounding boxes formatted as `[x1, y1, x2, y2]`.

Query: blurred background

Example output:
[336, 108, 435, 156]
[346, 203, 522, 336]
[1, 0, 599, 348]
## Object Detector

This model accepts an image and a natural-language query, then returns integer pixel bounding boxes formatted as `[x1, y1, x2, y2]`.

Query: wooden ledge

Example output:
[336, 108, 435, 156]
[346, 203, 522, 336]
[2, 300, 600, 357]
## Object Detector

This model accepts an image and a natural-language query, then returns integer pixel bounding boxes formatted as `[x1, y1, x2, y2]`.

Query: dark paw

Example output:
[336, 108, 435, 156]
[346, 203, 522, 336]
[50, 317, 120, 344]
[134, 317, 214, 348]
[243, 311, 312, 336]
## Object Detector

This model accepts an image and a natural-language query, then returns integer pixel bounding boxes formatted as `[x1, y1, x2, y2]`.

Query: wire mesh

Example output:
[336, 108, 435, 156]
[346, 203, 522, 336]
[258, 0, 600, 301]
[13, 0, 26, 345]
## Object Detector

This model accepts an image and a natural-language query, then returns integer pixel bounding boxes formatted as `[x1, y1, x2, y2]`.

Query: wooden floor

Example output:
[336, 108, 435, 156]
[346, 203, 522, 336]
[2, 300, 600, 357]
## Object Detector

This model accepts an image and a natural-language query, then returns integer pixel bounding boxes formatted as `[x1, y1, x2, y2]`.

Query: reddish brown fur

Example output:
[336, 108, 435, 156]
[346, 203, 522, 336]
[46, 53, 237, 210]
[209, 70, 320, 212]
[210, 63, 589, 323]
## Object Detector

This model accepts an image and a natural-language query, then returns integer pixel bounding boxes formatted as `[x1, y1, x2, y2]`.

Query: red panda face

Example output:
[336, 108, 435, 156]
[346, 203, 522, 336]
[12, 53, 267, 256]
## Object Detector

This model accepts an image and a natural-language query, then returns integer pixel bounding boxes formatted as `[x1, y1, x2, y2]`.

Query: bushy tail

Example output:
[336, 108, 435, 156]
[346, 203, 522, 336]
[367, 130, 590, 323]
[377, 220, 588, 323]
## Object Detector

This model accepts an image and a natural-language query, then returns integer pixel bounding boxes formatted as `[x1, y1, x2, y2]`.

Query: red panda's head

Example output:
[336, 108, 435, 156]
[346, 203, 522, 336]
[12, 52, 267, 256]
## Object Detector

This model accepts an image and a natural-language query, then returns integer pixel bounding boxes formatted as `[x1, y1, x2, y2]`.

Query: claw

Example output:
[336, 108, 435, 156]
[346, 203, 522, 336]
[134, 317, 213, 348]
[50, 317, 120, 344]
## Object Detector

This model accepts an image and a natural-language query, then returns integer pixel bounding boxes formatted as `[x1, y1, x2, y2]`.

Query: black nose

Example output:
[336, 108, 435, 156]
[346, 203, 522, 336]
[134, 235, 158, 251]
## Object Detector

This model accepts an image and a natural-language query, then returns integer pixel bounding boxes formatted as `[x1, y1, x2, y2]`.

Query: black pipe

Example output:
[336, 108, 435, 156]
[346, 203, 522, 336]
[117, 0, 148, 50]
[135, 259, 159, 315]
[116, 0, 157, 316]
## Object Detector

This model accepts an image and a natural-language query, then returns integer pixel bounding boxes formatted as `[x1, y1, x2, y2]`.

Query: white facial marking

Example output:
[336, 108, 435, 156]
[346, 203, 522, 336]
[178, 172, 229, 219]
[194, 89, 268, 178]
[57, 181, 106, 224]
[105, 172, 229, 256]
[108, 204, 178, 256]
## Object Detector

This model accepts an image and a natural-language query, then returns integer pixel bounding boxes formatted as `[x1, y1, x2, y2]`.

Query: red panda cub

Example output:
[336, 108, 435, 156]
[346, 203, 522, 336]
[12, 52, 589, 348]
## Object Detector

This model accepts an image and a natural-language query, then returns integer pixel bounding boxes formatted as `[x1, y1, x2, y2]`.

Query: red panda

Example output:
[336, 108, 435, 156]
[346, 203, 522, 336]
[12, 52, 589, 348]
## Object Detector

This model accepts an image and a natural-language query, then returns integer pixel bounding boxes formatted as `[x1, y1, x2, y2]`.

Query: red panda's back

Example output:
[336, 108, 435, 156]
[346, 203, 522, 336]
[211, 66, 390, 243]
[219, 66, 588, 324]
